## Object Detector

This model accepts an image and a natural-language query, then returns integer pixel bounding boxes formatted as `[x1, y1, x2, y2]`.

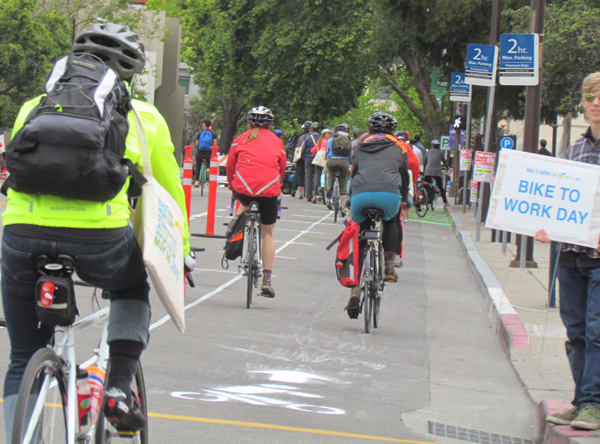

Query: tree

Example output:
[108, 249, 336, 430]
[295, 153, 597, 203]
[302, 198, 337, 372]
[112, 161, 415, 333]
[0, 0, 70, 130]
[180, 0, 372, 152]
[369, 0, 528, 139]
[0, 0, 148, 131]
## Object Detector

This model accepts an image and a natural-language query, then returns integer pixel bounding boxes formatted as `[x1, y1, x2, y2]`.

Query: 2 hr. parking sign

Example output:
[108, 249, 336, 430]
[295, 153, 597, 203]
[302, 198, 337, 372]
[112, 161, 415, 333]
[499, 34, 539, 86]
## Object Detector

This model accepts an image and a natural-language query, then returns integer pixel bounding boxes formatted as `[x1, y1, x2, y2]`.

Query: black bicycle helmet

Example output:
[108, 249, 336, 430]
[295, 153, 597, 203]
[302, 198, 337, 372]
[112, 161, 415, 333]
[334, 123, 349, 133]
[247, 106, 274, 128]
[72, 22, 146, 80]
[366, 112, 397, 134]
[302, 121, 313, 131]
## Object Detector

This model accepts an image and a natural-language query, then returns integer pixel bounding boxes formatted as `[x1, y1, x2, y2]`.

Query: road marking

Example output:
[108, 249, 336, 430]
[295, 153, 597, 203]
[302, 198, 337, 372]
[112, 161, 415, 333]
[148, 412, 437, 443]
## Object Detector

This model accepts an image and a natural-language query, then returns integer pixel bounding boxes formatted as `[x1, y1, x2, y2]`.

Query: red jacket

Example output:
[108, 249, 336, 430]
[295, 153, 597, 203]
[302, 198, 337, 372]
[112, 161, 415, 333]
[227, 128, 287, 197]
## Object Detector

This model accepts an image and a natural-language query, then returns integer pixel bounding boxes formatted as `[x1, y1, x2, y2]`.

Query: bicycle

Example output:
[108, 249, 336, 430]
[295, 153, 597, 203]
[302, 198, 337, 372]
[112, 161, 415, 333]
[414, 181, 429, 218]
[327, 169, 342, 223]
[239, 201, 263, 309]
[357, 209, 386, 334]
[198, 159, 208, 196]
[10, 255, 148, 444]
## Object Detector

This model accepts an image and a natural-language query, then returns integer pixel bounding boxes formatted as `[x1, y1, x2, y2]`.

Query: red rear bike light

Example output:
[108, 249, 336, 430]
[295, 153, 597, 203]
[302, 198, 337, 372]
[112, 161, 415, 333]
[40, 282, 55, 307]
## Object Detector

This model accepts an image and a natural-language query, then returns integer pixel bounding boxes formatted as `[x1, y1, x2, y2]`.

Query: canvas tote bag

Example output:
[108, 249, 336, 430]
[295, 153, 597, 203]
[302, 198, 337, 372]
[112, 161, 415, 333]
[131, 107, 186, 333]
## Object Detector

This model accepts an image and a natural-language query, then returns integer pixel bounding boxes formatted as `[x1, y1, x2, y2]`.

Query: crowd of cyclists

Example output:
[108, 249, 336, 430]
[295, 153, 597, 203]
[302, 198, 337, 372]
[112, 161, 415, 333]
[1, 20, 452, 441]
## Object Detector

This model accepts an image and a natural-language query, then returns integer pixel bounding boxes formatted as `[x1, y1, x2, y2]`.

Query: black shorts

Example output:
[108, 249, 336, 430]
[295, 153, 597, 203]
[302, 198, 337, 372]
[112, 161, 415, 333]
[233, 193, 279, 225]
[195, 150, 212, 166]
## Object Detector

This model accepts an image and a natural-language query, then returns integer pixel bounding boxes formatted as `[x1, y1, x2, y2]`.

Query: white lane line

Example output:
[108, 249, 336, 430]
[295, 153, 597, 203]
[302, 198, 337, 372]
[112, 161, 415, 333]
[274, 241, 313, 246]
[150, 212, 332, 329]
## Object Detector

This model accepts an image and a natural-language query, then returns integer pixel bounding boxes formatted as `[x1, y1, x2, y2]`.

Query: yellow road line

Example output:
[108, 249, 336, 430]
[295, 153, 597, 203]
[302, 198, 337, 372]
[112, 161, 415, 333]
[149, 412, 437, 443]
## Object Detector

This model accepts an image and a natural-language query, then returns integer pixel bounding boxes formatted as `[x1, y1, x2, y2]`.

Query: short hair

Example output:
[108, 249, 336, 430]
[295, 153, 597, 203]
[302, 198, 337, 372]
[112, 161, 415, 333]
[582, 72, 600, 94]
[540, 139, 547, 148]
[202, 119, 211, 127]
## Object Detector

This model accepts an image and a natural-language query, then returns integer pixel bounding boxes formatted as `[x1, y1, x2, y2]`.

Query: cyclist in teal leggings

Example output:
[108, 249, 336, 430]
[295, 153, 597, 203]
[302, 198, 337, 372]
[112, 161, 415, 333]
[345, 112, 409, 319]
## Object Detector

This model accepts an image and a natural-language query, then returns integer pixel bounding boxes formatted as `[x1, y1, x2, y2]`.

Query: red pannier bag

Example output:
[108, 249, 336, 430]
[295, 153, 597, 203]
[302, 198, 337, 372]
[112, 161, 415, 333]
[334, 220, 359, 287]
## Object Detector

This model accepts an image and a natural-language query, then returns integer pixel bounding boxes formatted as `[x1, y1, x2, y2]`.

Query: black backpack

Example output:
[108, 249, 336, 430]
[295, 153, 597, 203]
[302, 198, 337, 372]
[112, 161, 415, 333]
[222, 212, 248, 266]
[331, 134, 351, 156]
[3, 53, 145, 202]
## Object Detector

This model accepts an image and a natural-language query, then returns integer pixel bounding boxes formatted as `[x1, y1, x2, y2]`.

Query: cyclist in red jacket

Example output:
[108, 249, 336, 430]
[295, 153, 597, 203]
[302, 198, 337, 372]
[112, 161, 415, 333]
[227, 106, 287, 297]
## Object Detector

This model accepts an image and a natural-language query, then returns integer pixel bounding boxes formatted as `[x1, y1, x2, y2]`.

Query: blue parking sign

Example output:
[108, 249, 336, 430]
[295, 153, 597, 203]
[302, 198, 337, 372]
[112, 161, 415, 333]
[450, 72, 471, 102]
[499, 34, 539, 86]
[465, 44, 498, 87]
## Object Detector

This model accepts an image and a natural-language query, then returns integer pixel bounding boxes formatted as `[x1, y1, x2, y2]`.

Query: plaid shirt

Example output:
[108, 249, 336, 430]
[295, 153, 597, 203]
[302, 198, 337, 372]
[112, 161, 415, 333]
[561, 127, 600, 258]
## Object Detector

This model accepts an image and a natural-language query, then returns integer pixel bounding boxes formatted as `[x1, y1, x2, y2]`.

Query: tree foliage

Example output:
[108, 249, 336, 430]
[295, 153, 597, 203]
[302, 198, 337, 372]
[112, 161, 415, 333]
[0, 0, 147, 131]
[180, 0, 372, 152]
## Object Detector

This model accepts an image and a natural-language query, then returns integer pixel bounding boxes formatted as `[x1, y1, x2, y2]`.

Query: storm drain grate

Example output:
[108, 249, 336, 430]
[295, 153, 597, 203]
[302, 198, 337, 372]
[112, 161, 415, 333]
[428, 421, 535, 444]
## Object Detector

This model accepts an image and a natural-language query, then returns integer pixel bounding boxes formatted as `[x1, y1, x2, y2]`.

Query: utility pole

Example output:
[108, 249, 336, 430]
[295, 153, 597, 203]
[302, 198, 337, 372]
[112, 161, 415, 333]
[479, 0, 501, 224]
[510, 0, 545, 269]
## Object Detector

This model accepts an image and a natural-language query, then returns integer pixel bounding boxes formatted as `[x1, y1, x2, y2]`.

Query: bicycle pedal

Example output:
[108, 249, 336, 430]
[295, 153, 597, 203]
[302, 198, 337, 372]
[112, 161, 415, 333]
[258, 291, 275, 299]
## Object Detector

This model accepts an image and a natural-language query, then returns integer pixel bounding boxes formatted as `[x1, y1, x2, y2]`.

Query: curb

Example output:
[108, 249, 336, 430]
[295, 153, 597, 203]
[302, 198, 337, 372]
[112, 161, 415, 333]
[447, 207, 530, 355]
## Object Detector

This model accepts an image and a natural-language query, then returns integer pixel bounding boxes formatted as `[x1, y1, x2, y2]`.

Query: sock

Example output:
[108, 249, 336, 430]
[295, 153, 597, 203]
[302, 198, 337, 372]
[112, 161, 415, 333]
[263, 270, 272, 282]
[107, 340, 143, 392]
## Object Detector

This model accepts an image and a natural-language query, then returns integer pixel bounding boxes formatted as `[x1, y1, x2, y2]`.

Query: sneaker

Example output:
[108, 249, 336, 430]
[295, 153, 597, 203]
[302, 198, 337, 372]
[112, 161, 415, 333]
[571, 405, 600, 430]
[546, 406, 577, 425]
[260, 279, 276, 298]
[394, 256, 403, 269]
[103, 387, 145, 432]
[345, 287, 361, 319]
[326, 202, 333, 210]
[193, 181, 199, 188]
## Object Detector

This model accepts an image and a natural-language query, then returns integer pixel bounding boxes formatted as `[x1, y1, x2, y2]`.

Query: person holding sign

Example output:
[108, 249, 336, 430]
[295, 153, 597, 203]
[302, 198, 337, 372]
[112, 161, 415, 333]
[537, 72, 600, 429]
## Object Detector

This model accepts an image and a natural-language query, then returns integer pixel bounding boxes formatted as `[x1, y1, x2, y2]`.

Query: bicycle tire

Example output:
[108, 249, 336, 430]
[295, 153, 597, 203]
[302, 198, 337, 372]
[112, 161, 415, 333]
[200, 162, 206, 196]
[333, 179, 340, 223]
[373, 244, 384, 329]
[246, 222, 256, 309]
[12, 347, 68, 444]
[95, 361, 148, 444]
[431, 186, 438, 210]
[362, 282, 370, 334]
[415, 185, 428, 218]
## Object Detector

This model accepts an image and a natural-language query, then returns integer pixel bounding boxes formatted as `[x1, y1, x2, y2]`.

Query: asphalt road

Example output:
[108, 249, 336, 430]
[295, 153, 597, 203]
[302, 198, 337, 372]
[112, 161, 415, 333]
[0, 186, 537, 443]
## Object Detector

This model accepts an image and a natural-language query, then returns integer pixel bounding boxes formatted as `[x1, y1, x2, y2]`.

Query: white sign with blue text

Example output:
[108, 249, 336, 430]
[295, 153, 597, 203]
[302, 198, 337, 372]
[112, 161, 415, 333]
[486, 150, 600, 248]
[499, 33, 539, 86]
[465, 44, 498, 87]
[450, 72, 471, 102]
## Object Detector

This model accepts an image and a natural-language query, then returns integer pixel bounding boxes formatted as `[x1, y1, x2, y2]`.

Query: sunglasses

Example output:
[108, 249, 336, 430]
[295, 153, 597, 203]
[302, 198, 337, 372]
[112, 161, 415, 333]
[584, 93, 600, 103]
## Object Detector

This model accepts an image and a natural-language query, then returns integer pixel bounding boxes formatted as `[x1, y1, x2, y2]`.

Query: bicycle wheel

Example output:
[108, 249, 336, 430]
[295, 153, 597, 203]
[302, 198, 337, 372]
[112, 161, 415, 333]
[246, 222, 256, 309]
[200, 162, 206, 196]
[333, 179, 340, 223]
[415, 185, 428, 218]
[12, 348, 68, 444]
[363, 246, 376, 334]
[95, 361, 148, 444]
[373, 245, 384, 329]
[430, 186, 438, 210]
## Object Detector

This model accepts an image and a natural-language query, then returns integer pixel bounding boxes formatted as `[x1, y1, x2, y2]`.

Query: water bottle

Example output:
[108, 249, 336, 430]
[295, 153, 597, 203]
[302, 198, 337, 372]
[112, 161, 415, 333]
[76, 368, 91, 433]
[86, 365, 106, 426]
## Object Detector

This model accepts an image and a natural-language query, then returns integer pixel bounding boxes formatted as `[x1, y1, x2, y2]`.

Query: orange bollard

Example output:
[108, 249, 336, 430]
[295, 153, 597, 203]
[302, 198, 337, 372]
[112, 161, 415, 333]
[182, 145, 194, 222]
[206, 145, 219, 235]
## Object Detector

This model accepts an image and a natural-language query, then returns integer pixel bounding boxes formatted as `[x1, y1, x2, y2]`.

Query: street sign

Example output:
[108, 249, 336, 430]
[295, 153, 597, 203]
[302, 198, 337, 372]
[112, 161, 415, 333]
[450, 72, 471, 102]
[500, 136, 515, 149]
[440, 136, 450, 150]
[465, 44, 498, 87]
[499, 34, 539, 86]
[473, 151, 496, 183]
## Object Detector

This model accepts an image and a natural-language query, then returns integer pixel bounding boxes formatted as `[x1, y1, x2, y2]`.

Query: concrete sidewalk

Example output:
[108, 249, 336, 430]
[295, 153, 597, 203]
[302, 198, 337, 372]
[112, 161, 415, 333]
[447, 203, 600, 444]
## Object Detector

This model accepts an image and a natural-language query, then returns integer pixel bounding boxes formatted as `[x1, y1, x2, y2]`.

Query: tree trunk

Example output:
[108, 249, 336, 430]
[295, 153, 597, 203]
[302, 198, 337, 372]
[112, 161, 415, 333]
[386, 54, 446, 139]
[558, 113, 572, 158]
[219, 97, 246, 154]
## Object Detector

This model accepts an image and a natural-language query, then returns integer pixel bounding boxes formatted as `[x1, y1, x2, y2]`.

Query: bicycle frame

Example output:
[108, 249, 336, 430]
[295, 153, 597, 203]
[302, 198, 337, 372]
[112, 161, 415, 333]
[21, 306, 109, 444]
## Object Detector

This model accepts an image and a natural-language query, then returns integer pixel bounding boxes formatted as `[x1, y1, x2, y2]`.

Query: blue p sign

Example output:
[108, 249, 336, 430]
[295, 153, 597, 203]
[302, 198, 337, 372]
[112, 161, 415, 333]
[500, 137, 515, 150]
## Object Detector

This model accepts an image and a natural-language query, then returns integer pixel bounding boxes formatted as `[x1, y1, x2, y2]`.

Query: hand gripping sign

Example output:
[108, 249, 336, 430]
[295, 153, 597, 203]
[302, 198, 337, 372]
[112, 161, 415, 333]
[486, 150, 600, 248]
